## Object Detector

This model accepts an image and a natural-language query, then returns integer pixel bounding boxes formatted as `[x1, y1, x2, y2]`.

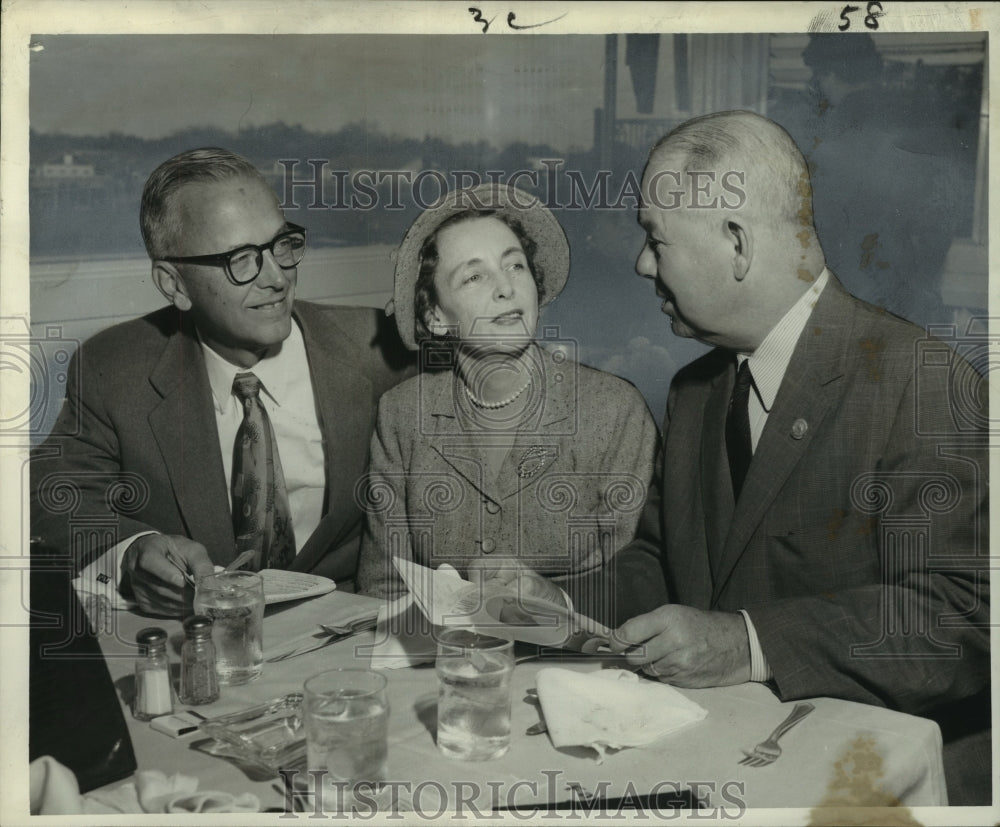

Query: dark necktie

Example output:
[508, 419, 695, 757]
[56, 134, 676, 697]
[231, 372, 295, 570]
[725, 359, 754, 500]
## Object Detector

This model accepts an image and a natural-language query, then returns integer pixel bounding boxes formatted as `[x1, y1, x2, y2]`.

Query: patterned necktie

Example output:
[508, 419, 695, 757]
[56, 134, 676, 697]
[725, 359, 754, 500]
[231, 372, 295, 569]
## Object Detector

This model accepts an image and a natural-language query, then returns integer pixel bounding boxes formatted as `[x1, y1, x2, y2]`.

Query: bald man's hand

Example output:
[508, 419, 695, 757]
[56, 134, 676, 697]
[122, 534, 214, 616]
[609, 605, 752, 687]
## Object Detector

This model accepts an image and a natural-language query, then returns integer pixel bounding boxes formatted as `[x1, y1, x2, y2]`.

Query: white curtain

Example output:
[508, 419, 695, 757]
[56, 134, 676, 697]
[686, 34, 770, 116]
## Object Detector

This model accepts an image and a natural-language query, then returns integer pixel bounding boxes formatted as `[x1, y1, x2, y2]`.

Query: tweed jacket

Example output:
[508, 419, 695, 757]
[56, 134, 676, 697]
[30, 301, 414, 582]
[601, 277, 989, 803]
[356, 347, 658, 602]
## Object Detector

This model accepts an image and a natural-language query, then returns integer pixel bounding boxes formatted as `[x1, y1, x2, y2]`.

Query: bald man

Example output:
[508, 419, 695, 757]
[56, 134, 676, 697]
[595, 111, 988, 805]
[476, 110, 990, 805]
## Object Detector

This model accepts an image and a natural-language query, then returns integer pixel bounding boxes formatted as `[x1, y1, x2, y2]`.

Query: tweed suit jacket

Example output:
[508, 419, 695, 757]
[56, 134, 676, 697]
[602, 277, 989, 803]
[31, 301, 414, 582]
[356, 349, 658, 602]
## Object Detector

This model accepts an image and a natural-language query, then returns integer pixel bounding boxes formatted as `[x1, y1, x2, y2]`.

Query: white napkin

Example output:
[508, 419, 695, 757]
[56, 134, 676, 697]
[86, 769, 261, 814]
[535, 668, 708, 762]
[30, 756, 261, 814]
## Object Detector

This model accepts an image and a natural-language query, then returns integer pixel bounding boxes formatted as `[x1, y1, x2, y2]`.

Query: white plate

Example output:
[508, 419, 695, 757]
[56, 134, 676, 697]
[259, 570, 336, 605]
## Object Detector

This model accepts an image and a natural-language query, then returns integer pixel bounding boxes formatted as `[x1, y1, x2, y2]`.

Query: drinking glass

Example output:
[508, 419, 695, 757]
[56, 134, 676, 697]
[435, 629, 514, 760]
[193, 570, 264, 685]
[303, 669, 389, 794]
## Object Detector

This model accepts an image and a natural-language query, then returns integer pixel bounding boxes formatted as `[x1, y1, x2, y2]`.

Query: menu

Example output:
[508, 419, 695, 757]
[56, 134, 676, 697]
[392, 557, 612, 651]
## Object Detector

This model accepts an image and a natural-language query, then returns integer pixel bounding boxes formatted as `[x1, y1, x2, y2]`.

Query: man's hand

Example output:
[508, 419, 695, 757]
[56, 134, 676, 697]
[609, 604, 752, 687]
[466, 557, 570, 623]
[121, 534, 214, 616]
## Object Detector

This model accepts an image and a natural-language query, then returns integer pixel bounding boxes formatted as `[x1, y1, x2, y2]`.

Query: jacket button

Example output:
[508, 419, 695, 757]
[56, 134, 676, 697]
[484, 500, 501, 515]
[790, 418, 808, 440]
[480, 538, 496, 554]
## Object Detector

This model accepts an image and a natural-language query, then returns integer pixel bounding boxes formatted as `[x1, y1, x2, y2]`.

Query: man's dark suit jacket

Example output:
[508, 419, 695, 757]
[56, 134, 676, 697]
[30, 300, 414, 585]
[604, 277, 990, 805]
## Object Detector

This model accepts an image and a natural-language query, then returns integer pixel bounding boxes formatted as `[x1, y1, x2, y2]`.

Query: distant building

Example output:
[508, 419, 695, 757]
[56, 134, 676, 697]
[38, 154, 96, 179]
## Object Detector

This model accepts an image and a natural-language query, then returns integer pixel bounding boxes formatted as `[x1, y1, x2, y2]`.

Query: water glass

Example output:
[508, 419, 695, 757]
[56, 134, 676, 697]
[435, 629, 514, 761]
[304, 669, 389, 792]
[193, 571, 264, 685]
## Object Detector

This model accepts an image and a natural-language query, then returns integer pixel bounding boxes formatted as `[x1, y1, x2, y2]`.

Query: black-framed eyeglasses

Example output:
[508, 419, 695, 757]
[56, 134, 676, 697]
[161, 223, 307, 285]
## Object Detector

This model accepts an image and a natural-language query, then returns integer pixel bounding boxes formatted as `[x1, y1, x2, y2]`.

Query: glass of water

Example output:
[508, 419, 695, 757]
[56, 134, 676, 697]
[435, 629, 514, 761]
[304, 669, 389, 795]
[193, 571, 264, 685]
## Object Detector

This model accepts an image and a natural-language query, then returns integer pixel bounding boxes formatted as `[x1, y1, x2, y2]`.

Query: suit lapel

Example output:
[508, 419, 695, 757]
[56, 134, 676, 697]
[292, 303, 376, 572]
[147, 318, 235, 562]
[701, 361, 736, 580]
[663, 350, 730, 608]
[711, 281, 852, 603]
[497, 365, 570, 501]
[423, 371, 495, 498]
[296, 303, 373, 505]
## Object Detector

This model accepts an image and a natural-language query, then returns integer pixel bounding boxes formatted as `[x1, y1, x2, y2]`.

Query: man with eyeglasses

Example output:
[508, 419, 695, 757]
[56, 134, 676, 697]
[30, 148, 414, 615]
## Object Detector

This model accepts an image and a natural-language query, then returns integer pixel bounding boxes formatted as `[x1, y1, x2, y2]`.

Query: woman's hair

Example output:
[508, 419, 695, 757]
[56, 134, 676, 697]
[412, 209, 546, 343]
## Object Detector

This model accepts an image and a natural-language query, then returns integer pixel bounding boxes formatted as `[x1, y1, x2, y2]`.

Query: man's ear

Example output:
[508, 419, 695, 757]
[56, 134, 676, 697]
[151, 262, 193, 311]
[726, 220, 752, 281]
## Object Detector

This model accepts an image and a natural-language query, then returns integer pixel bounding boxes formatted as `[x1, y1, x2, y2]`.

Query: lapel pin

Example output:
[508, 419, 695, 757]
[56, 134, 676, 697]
[790, 418, 808, 440]
[516, 446, 557, 479]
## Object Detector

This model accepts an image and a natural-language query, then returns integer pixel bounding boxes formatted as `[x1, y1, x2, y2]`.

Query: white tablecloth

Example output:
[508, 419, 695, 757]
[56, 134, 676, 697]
[88, 590, 947, 814]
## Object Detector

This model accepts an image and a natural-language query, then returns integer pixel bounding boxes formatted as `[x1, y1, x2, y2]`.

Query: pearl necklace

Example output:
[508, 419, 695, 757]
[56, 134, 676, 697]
[464, 377, 533, 409]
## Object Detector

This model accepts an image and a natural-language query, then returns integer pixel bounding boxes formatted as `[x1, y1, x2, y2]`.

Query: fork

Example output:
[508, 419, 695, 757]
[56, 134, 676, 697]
[266, 616, 377, 662]
[319, 616, 378, 637]
[738, 702, 815, 767]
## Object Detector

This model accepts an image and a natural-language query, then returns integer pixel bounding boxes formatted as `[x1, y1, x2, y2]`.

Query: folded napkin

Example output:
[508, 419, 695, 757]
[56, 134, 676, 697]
[262, 589, 383, 661]
[535, 668, 708, 762]
[30, 757, 260, 814]
[87, 769, 261, 814]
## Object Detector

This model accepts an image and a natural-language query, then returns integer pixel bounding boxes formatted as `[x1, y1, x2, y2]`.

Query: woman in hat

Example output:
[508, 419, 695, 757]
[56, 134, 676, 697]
[356, 185, 657, 609]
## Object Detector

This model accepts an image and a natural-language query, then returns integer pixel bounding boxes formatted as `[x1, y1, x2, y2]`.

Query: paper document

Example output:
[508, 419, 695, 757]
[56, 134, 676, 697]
[392, 557, 611, 651]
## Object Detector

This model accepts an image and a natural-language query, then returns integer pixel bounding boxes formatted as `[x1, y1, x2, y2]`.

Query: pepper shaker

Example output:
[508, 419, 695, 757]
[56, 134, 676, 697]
[133, 627, 175, 720]
[179, 614, 220, 705]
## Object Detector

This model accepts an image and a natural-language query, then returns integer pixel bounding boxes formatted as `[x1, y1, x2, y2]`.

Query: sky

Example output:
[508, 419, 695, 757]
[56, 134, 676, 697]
[29, 34, 605, 151]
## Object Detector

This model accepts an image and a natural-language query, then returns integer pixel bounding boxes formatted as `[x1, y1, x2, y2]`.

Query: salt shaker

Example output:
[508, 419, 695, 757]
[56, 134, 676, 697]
[134, 627, 175, 720]
[179, 614, 220, 705]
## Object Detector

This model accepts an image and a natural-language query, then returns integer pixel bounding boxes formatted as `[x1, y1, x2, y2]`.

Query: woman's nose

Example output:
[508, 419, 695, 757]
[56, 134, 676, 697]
[493, 269, 514, 300]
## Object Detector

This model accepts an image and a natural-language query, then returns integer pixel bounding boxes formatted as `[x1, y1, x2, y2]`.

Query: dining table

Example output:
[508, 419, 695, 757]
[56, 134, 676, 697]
[88, 587, 949, 816]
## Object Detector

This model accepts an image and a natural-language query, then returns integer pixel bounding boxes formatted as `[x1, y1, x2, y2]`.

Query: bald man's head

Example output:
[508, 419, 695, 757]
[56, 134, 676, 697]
[646, 110, 815, 238]
[635, 111, 827, 352]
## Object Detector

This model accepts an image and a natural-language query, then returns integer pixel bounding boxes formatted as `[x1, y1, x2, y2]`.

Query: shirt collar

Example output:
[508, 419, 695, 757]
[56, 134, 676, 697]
[200, 321, 305, 413]
[739, 268, 830, 413]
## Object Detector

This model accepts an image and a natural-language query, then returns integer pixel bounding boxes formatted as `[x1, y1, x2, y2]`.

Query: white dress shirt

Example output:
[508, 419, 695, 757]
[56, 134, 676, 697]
[736, 269, 830, 681]
[75, 321, 325, 605]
